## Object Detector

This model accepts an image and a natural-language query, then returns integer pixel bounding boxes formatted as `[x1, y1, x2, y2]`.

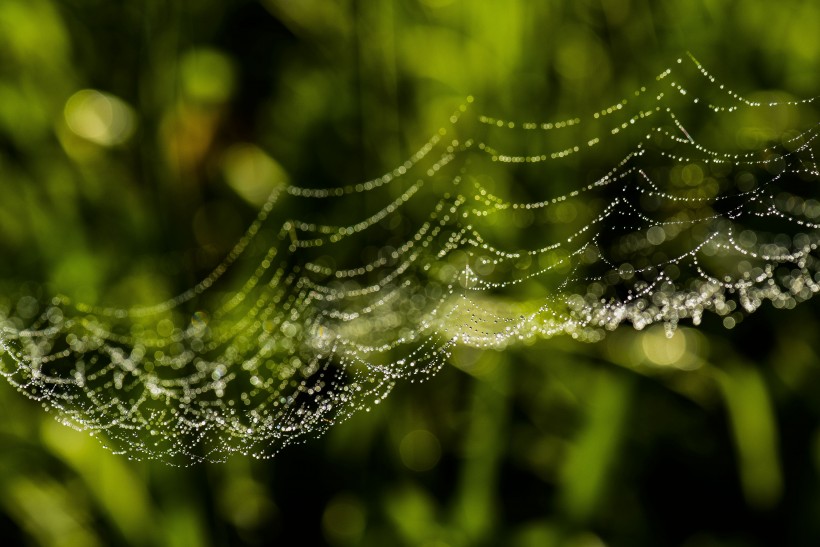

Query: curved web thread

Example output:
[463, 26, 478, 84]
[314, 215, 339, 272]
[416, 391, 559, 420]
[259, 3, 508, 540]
[0, 55, 818, 463]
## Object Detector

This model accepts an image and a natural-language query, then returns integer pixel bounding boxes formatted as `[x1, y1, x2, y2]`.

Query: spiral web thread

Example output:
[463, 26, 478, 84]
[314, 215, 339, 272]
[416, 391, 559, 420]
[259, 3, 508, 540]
[0, 54, 818, 463]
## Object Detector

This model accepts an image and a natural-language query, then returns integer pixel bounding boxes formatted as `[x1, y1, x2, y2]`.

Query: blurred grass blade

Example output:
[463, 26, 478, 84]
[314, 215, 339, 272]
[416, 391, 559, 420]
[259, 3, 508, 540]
[716, 363, 783, 511]
[560, 370, 633, 522]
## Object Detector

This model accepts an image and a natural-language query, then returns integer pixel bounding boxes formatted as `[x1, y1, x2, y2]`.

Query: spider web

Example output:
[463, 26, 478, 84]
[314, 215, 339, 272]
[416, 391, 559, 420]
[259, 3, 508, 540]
[1, 54, 818, 463]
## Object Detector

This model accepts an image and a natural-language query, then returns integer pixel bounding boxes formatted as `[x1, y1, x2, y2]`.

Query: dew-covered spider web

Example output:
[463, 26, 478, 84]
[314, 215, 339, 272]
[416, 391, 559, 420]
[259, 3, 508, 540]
[1, 54, 819, 463]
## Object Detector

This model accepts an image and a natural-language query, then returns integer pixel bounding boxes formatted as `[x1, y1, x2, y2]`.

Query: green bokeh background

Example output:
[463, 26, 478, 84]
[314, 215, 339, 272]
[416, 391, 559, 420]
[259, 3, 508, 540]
[2, 0, 820, 545]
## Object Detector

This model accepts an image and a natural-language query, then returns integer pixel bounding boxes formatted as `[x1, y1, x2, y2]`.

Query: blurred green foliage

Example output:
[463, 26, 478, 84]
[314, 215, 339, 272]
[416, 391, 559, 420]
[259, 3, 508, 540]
[1, 0, 820, 545]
